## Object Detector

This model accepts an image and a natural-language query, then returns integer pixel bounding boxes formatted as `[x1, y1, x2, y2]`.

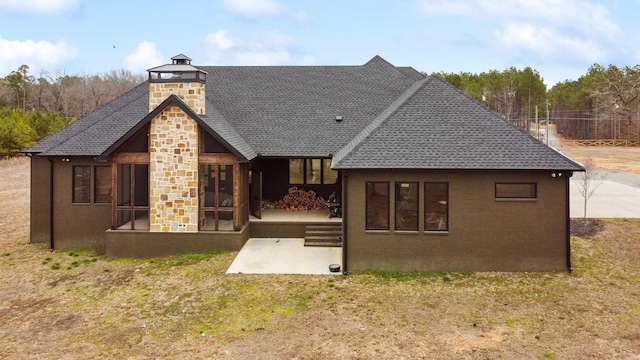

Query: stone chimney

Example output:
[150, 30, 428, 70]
[147, 55, 206, 233]
[147, 54, 207, 114]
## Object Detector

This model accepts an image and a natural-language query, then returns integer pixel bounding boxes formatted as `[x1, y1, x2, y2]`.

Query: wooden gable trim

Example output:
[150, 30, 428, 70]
[111, 153, 150, 163]
[199, 153, 238, 164]
[98, 94, 247, 163]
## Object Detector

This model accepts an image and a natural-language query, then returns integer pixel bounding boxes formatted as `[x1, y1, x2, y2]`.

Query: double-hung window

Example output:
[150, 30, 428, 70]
[395, 182, 419, 231]
[366, 182, 389, 230]
[425, 183, 448, 231]
[72, 166, 91, 203]
[72, 165, 112, 204]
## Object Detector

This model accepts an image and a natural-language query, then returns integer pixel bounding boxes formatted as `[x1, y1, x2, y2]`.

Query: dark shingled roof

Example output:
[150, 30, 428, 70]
[25, 56, 419, 159]
[199, 56, 419, 157]
[332, 76, 584, 171]
[24, 55, 582, 172]
[24, 82, 149, 156]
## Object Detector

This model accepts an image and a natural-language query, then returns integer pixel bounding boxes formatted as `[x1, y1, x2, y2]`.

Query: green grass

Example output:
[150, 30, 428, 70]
[358, 270, 474, 283]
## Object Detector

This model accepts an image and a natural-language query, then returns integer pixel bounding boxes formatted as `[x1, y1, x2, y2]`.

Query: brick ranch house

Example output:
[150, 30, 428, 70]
[24, 54, 584, 273]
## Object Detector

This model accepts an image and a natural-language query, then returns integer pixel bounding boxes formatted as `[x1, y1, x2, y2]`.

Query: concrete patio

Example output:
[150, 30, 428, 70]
[226, 238, 342, 275]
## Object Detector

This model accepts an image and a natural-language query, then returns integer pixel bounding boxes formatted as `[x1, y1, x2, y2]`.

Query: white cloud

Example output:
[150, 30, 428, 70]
[0, 0, 81, 14]
[203, 29, 308, 66]
[0, 36, 77, 75]
[123, 41, 163, 73]
[222, 0, 285, 18]
[494, 22, 608, 65]
[234, 50, 291, 65]
[414, 0, 624, 65]
[414, 0, 476, 16]
[205, 30, 236, 51]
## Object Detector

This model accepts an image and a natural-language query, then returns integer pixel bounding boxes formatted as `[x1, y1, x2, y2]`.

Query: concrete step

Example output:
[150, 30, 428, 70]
[304, 224, 343, 247]
[305, 240, 342, 247]
[305, 229, 342, 236]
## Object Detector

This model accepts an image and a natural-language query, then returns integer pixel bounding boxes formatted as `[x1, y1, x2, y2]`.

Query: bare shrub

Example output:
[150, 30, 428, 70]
[574, 156, 607, 221]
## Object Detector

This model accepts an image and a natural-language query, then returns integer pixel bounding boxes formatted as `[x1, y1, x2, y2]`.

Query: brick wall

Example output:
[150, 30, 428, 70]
[345, 169, 569, 272]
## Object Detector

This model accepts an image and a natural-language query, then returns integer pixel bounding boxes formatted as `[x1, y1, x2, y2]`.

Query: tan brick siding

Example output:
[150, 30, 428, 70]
[345, 170, 569, 272]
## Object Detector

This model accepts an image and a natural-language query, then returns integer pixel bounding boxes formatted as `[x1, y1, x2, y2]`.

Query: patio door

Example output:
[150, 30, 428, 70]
[250, 170, 262, 219]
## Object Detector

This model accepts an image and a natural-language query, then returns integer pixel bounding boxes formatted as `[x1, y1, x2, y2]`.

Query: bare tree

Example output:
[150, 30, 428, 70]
[574, 157, 607, 221]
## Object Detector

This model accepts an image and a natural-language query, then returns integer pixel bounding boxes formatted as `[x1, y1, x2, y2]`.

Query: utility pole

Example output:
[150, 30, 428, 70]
[595, 99, 598, 140]
[535, 105, 539, 140]
[546, 101, 550, 146]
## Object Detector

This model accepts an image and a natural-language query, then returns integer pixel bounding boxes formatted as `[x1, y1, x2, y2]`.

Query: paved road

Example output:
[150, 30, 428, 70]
[570, 169, 640, 218]
[542, 126, 640, 218]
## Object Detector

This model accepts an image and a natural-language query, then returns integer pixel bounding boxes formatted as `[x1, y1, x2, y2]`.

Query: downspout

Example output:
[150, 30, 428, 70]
[47, 157, 55, 251]
[566, 173, 572, 272]
[341, 171, 348, 275]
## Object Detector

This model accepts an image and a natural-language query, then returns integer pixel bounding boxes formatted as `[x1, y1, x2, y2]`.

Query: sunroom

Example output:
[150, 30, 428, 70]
[101, 97, 251, 236]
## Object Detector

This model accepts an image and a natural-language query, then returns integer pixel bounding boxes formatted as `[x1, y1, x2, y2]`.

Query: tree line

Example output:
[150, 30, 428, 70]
[0, 65, 144, 157]
[434, 64, 640, 143]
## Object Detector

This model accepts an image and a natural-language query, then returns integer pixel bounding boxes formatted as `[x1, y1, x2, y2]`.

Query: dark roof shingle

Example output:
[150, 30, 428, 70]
[24, 56, 581, 172]
[332, 76, 584, 171]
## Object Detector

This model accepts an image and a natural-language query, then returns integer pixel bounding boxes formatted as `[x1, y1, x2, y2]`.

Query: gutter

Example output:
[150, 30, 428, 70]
[566, 172, 572, 272]
[341, 171, 348, 275]
[47, 157, 55, 251]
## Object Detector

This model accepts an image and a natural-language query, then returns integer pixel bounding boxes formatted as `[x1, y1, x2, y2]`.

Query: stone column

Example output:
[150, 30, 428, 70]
[149, 105, 199, 232]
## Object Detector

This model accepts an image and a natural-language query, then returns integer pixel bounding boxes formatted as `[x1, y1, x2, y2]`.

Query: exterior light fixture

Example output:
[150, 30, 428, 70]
[335, 115, 343, 122]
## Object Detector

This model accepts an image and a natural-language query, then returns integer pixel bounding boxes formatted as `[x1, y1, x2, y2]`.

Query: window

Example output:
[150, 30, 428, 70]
[366, 182, 389, 230]
[395, 182, 419, 231]
[495, 183, 536, 199]
[425, 183, 448, 231]
[289, 159, 337, 185]
[323, 159, 338, 184]
[289, 159, 304, 184]
[72, 166, 90, 203]
[306, 159, 321, 184]
[94, 166, 111, 203]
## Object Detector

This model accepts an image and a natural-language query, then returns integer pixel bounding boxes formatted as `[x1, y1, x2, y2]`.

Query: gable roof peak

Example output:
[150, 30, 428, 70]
[363, 55, 394, 67]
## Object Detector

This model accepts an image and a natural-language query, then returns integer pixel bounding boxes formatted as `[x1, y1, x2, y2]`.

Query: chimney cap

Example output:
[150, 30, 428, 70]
[147, 54, 207, 83]
[171, 54, 192, 64]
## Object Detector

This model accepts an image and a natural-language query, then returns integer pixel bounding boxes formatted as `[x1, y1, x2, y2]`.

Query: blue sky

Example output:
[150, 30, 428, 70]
[1, 0, 639, 86]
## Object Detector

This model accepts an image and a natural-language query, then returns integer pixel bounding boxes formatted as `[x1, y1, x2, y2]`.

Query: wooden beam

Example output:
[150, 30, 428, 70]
[233, 163, 241, 231]
[199, 153, 237, 164]
[111, 153, 150, 163]
[111, 162, 117, 230]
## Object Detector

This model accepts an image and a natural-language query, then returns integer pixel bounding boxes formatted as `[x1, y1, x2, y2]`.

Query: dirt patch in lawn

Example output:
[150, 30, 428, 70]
[2, 157, 640, 359]
[560, 144, 640, 174]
